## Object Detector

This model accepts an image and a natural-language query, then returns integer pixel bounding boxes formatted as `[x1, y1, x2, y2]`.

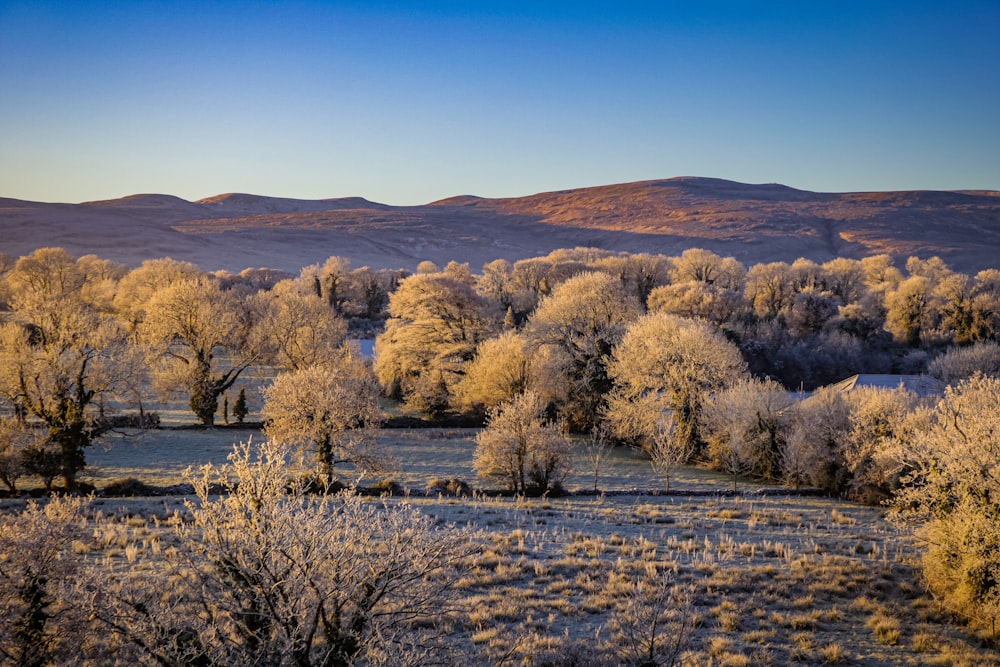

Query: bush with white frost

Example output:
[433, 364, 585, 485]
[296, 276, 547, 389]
[892, 375, 1000, 634]
[87, 440, 474, 666]
[473, 390, 572, 495]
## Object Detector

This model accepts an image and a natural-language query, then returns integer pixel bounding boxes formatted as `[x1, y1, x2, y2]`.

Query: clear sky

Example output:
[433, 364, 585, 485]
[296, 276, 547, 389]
[1, 1, 998, 204]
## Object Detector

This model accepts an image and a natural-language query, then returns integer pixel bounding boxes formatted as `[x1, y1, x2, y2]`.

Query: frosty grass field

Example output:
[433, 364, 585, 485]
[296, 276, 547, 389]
[62, 425, 997, 664]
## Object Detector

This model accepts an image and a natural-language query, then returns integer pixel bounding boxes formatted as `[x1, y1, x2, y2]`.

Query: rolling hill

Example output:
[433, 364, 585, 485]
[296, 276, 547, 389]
[2, 177, 998, 274]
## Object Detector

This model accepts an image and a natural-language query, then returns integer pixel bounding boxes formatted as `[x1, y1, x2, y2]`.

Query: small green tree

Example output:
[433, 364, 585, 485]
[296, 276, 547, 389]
[21, 445, 63, 493]
[232, 388, 248, 424]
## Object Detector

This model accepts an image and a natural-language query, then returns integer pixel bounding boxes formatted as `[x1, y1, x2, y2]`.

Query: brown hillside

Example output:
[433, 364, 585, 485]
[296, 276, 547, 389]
[1, 177, 998, 273]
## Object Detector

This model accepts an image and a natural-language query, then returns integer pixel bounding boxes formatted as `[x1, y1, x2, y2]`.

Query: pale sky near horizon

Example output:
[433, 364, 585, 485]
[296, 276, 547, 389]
[1, 1, 998, 205]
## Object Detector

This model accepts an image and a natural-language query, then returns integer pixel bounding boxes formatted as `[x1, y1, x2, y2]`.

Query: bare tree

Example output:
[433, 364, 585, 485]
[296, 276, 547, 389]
[608, 567, 696, 667]
[583, 426, 611, 493]
[647, 415, 692, 494]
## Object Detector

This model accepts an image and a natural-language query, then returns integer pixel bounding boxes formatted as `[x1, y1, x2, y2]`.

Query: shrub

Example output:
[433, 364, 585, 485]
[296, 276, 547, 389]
[101, 478, 155, 497]
[427, 477, 473, 497]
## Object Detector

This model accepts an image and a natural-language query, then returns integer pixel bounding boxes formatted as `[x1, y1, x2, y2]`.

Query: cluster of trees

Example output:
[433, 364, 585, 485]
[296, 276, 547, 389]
[380, 248, 1000, 423]
[3, 245, 1000, 493]
[0, 248, 401, 490]
[373, 248, 1000, 499]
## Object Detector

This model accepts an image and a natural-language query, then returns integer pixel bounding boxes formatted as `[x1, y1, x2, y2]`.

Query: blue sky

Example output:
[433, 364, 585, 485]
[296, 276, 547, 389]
[1, 1, 998, 204]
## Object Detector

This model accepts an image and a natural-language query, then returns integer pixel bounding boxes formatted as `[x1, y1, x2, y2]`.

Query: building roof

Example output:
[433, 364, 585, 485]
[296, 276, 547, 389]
[826, 374, 946, 398]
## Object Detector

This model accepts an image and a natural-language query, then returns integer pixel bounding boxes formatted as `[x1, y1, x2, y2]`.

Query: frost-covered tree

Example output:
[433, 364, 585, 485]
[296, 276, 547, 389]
[931, 273, 1000, 344]
[822, 257, 868, 304]
[256, 279, 349, 371]
[593, 252, 671, 305]
[860, 254, 903, 293]
[525, 271, 642, 430]
[453, 330, 529, 413]
[892, 376, 1000, 633]
[668, 248, 745, 290]
[929, 341, 1000, 385]
[87, 441, 471, 666]
[473, 391, 572, 495]
[701, 378, 794, 486]
[375, 272, 501, 416]
[646, 415, 693, 493]
[476, 259, 517, 311]
[0, 248, 132, 488]
[744, 261, 794, 319]
[141, 276, 263, 425]
[113, 257, 204, 334]
[647, 281, 747, 325]
[884, 276, 932, 346]
[842, 386, 923, 503]
[262, 357, 386, 484]
[606, 313, 747, 457]
[783, 387, 851, 491]
[785, 290, 839, 337]
[0, 496, 90, 664]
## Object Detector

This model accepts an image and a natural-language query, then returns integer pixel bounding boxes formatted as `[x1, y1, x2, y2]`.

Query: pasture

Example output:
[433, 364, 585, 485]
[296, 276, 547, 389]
[34, 428, 998, 665]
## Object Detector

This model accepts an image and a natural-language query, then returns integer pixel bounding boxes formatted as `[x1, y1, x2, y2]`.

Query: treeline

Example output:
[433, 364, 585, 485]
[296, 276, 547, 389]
[2, 246, 1000, 492]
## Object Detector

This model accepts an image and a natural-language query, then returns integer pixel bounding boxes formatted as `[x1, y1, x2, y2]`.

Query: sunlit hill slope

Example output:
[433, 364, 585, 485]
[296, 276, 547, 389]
[2, 177, 998, 273]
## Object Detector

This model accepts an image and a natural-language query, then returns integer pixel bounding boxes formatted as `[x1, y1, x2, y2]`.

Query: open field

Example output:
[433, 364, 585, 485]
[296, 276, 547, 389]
[82, 427, 748, 494]
[3, 429, 990, 664]
[9, 474, 999, 665]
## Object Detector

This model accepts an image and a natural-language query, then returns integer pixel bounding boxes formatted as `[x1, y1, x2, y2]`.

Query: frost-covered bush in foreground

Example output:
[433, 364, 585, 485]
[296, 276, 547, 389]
[892, 375, 1000, 636]
[85, 440, 476, 666]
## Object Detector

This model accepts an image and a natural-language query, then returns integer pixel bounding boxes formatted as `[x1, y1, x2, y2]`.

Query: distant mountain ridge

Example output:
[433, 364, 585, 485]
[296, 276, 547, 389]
[2, 177, 998, 274]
